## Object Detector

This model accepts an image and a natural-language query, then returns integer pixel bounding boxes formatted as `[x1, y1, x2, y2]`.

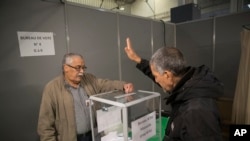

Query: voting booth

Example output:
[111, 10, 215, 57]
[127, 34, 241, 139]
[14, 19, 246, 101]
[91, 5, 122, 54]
[89, 90, 162, 141]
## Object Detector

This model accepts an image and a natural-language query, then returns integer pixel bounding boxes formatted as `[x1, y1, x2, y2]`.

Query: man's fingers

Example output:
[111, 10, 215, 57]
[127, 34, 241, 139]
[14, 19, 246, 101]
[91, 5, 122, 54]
[124, 83, 134, 93]
[126, 37, 131, 49]
[124, 47, 129, 54]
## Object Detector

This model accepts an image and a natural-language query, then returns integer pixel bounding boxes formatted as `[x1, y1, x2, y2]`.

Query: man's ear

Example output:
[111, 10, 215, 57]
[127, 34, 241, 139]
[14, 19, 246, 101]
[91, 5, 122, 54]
[63, 64, 68, 72]
[163, 70, 169, 78]
[164, 70, 173, 78]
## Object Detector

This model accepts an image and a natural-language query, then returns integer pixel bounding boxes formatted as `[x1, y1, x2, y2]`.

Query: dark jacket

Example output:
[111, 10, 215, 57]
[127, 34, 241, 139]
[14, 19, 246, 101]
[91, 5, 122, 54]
[136, 59, 224, 141]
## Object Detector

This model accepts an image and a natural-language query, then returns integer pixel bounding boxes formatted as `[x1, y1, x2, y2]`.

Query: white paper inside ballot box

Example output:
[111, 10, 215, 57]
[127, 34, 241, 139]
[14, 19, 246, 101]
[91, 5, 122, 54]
[101, 131, 133, 141]
[97, 106, 122, 133]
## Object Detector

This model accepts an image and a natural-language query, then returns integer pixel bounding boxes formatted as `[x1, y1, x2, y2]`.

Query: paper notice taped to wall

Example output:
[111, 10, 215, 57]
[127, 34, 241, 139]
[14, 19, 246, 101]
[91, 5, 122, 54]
[17, 31, 55, 57]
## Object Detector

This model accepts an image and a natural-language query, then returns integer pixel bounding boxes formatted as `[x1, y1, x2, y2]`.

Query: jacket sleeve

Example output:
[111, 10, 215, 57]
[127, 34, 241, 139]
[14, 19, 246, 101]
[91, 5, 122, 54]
[136, 59, 159, 84]
[37, 84, 57, 141]
[82, 73, 126, 93]
[96, 78, 126, 93]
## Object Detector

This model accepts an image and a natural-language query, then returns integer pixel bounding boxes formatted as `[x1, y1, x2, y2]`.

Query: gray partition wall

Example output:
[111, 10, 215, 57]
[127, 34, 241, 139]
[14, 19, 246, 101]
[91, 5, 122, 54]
[0, 1, 174, 141]
[66, 4, 120, 80]
[176, 11, 250, 98]
[119, 15, 153, 90]
[176, 19, 214, 69]
[4, 0, 249, 140]
[66, 3, 172, 90]
[215, 12, 250, 97]
[152, 22, 175, 111]
[0, 0, 67, 141]
[66, 3, 174, 110]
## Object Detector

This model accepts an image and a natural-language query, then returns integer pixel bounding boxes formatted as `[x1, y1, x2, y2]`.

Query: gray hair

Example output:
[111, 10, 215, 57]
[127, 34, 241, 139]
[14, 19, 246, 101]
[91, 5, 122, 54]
[150, 47, 186, 76]
[62, 53, 84, 71]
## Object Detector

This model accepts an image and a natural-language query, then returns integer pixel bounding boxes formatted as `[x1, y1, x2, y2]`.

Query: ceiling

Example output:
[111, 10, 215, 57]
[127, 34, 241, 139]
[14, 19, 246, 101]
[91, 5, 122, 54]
[114, 0, 136, 4]
[66, 0, 249, 21]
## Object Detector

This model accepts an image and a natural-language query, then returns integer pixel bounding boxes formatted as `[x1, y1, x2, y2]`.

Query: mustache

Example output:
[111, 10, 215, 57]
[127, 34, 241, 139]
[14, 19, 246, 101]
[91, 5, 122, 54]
[78, 73, 83, 76]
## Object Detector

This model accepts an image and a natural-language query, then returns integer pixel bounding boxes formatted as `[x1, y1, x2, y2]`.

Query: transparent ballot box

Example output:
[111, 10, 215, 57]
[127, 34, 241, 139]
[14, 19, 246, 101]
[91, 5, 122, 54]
[89, 90, 161, 141]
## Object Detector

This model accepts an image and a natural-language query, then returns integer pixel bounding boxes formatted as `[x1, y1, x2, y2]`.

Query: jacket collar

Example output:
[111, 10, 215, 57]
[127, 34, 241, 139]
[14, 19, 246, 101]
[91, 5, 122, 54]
[166, 66, 195, 104]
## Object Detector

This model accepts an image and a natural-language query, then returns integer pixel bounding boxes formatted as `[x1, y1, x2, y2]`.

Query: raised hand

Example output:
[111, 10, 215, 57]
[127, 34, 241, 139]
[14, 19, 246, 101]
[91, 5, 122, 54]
[124, 37, 141, 63]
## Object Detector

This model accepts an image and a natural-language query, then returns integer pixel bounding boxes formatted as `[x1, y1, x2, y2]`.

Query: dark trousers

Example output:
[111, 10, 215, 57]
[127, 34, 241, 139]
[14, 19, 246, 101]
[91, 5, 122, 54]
[77, 131, 92, 141]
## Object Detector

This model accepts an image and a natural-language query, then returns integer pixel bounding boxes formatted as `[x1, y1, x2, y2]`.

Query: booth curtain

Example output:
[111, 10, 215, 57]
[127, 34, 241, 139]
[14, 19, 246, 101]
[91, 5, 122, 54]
[232, 28, 250, 124]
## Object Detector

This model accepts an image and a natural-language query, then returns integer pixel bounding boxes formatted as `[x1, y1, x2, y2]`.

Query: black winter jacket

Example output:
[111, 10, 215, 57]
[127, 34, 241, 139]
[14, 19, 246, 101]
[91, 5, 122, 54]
[136, 59, 224, 141]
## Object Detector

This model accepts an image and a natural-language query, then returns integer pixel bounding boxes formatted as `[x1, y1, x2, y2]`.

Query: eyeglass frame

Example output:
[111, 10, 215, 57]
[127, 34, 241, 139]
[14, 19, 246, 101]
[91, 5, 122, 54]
[65, 64, 87, 71]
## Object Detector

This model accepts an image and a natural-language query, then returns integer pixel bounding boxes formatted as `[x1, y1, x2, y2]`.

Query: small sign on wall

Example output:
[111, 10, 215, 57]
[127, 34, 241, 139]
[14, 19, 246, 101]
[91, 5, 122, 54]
[17, 31, 55, 57]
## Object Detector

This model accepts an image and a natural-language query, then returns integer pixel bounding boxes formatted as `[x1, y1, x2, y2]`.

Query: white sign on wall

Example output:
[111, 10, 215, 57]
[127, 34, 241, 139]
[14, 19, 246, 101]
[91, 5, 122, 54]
[131, 111, 156, 141]
[17, 31, 55, 57]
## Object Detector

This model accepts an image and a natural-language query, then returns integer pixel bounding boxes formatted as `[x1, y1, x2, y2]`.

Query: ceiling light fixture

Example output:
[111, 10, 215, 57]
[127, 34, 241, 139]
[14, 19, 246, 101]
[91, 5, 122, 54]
[119, 6, 125, 10]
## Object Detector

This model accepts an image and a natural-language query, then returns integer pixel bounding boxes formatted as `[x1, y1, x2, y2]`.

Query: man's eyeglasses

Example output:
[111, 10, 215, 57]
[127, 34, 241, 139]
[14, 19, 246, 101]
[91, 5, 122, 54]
[65, 64, 87, 71]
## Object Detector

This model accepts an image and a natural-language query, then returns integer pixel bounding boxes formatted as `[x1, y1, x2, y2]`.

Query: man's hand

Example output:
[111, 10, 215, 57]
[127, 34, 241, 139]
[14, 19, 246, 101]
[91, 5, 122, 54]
[124, 38, 141, 64]
[123, 83, 134, 102]
[123, 83, 134, 93]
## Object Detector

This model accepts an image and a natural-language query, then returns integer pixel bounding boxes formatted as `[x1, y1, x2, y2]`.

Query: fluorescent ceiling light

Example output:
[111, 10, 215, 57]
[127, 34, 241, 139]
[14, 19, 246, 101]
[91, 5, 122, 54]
[119, 6, 125, 10]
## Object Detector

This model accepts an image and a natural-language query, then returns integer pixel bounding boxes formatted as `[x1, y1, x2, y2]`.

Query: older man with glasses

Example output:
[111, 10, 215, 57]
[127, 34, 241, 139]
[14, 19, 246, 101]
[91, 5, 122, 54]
[37, 53, 134, 141]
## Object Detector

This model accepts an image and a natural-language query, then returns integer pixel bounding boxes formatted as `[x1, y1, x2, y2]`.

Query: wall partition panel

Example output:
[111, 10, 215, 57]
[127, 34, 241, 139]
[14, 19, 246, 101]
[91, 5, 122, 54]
[215, 11, 250, 98]
[65, 2, 176, 113]
[176, 19, 214, 68]
[0, 0, 67, 141]
[66, 3, 120, 80]
[152, 21, 175, 111]
[152, 21, 175, 51]
[164, 22, 176, 47]
[119, 15, 153, 91]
